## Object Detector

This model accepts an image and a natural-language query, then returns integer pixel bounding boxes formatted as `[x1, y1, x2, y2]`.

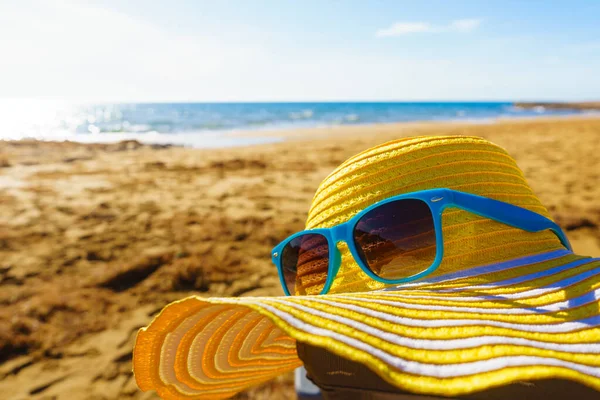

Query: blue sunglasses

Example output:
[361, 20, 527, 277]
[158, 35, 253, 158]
[272, 188, 571, 296]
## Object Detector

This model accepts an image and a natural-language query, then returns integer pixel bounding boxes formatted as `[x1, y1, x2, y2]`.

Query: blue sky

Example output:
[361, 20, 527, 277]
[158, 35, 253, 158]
[1, 0, 599, 102]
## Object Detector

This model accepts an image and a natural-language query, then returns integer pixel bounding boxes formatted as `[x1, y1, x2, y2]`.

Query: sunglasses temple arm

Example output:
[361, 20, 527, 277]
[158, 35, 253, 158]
[450, 191, 572, 251]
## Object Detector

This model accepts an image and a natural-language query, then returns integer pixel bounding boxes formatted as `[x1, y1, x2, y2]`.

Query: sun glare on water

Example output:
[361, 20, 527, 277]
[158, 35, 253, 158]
[0, 98, 84, 141]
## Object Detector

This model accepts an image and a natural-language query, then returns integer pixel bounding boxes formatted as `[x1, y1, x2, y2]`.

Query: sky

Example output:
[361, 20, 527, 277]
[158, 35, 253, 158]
[1, 0, 599, 102]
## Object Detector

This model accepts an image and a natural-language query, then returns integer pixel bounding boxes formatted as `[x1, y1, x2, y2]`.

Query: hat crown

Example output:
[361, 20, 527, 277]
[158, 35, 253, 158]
[302, 136, 563, 295]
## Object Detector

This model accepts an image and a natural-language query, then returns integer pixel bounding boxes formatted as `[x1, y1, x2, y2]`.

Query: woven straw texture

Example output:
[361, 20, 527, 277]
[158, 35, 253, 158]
[133, 136, 600, 399]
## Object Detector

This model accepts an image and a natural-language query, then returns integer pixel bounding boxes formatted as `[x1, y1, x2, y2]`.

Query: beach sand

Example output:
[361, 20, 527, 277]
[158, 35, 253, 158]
[1, 116, 599, 399]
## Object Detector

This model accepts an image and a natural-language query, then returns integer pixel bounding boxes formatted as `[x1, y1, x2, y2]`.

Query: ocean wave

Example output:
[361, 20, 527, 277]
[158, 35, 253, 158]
[247, 119, 276, 126]
[190, 122, 230, 130]
[128, 124, 154, 132]
[289, 109, 314, 120]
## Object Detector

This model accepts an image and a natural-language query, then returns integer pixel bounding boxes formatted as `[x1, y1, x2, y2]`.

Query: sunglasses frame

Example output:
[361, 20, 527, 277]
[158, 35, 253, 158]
[272, 188, 572, 296]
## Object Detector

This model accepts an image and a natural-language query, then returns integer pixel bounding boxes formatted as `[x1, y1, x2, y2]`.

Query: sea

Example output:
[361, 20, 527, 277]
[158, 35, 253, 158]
[0, 100, 590, 148]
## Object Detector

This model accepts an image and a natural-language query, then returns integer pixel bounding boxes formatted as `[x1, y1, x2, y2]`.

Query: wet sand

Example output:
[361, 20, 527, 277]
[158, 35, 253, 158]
[1, 116, 599, 399]
[513, 101, 600, 111]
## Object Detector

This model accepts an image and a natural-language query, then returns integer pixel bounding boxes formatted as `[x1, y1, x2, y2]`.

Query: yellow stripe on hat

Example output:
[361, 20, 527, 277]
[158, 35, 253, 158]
[134, 299, 301, 399]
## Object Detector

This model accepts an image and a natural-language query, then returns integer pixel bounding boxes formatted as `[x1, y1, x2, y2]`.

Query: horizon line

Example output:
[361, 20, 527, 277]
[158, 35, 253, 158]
[1, 98, 596, 105]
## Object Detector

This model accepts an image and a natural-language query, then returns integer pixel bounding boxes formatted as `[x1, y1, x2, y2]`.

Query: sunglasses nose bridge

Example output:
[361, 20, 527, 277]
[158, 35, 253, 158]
[330, 223, 350, 244]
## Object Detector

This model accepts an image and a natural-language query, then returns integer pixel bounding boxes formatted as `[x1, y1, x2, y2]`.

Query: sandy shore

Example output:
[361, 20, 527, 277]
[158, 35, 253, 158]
[514, 101, 600, 111]
[1, 116, 599, 399]
[230, 112, 600, 141]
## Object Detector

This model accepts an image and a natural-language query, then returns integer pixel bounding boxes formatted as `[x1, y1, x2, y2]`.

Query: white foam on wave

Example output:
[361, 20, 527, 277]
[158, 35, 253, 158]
[288, 109, 314, 120]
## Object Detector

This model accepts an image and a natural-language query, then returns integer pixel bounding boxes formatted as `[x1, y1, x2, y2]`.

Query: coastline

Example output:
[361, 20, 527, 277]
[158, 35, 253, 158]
[1, 115, 599, 399]
[514, 101, 600, 111]
[224, 112, 600, 143]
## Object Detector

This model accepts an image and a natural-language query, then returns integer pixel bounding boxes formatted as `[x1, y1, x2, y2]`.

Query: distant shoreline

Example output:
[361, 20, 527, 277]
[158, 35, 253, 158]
[513, 101, 600, 111]
[228, 113, 600, 142]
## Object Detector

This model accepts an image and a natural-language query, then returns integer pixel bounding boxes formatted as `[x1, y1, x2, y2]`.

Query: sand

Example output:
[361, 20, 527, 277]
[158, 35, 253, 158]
[1, 116, 599, 399]
[513, 101, 600, 111]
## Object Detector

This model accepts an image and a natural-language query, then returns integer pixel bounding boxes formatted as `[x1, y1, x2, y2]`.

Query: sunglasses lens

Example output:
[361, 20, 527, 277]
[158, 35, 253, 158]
[281, 233, 329, 295]
[353, 199, 436, 280]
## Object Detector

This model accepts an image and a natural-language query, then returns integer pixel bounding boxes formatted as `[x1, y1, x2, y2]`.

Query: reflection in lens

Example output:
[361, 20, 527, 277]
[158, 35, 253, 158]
[353, 199, 436, 280]
[281, 233, 329, 295]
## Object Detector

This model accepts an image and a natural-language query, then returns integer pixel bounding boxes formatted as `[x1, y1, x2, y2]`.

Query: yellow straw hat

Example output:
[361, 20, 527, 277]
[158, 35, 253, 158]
[133, 136, 600, 399]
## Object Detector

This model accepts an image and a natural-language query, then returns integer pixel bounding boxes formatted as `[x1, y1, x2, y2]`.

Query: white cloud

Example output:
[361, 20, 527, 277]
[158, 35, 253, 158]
[375, 22, 436, 37]
[376, 18, 482, 37]
[449, 18, 482, 32]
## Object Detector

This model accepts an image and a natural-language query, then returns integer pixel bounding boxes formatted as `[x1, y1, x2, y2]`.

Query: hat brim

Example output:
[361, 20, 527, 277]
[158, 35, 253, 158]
[133, 249, 600, 399]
